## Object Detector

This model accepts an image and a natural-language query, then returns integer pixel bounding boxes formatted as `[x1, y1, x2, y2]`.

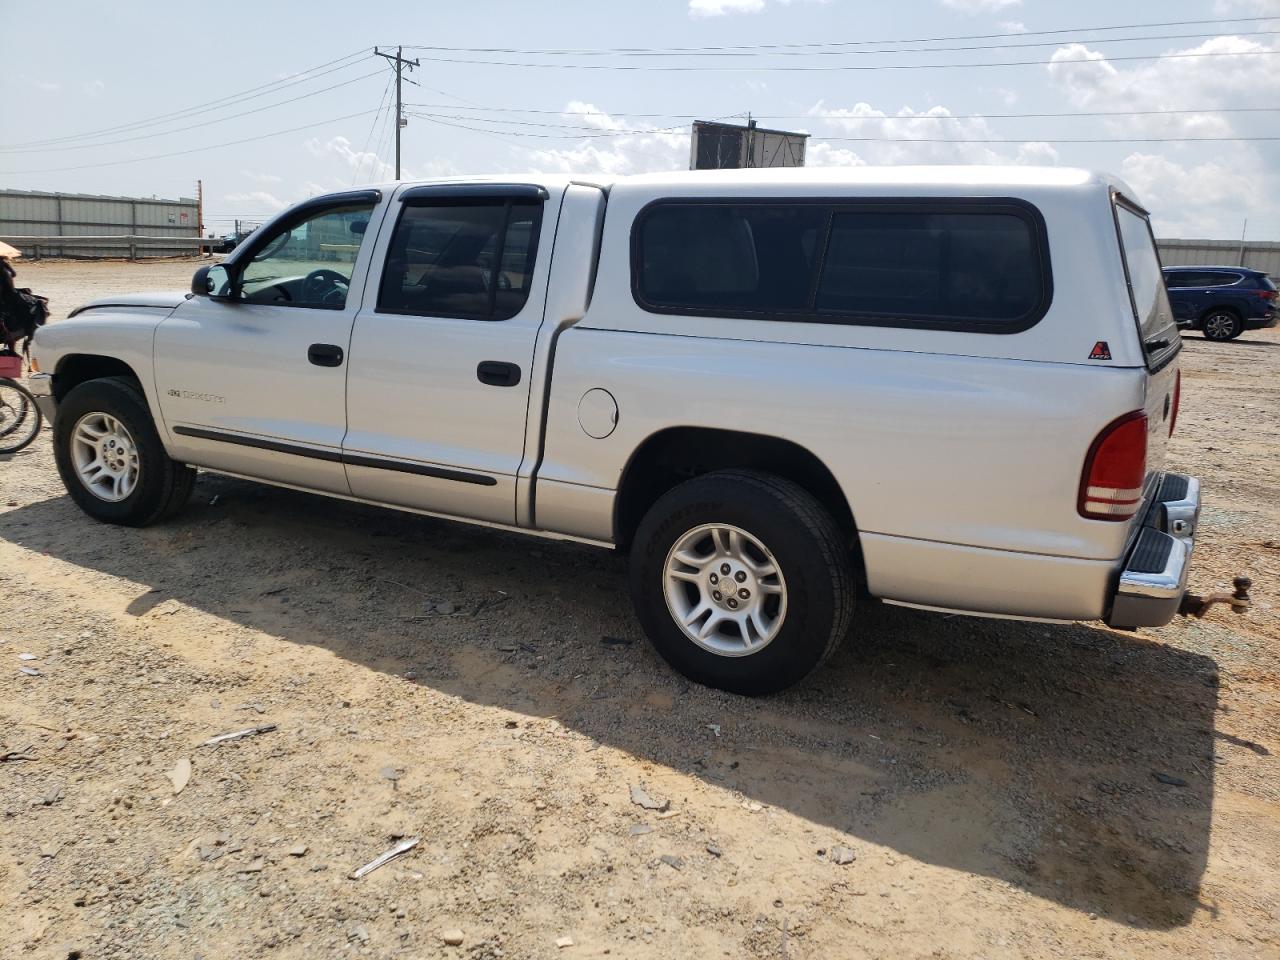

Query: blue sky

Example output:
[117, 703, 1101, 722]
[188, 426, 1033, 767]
[2, 0, 1278, 238]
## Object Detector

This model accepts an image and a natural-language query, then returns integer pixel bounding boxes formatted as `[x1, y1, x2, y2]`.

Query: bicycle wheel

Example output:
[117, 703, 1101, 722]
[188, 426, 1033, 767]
[0, 378, 43, 454]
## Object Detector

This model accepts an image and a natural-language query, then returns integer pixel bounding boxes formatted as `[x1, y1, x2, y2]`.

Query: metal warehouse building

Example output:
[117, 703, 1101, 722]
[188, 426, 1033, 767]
[0, 189, 202, 258]
[1157, 238, 1280, 277]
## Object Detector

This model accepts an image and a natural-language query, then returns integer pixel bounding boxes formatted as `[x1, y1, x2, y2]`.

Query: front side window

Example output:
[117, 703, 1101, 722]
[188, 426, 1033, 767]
[633, 199, 1049, 332]
[238, 203, 375, 309]
[378, 200, 542, 320]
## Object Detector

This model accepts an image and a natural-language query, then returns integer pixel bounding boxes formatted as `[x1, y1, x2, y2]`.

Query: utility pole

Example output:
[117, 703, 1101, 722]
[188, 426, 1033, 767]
[375, 46, 420, 179]
[745, 114, 757, 169]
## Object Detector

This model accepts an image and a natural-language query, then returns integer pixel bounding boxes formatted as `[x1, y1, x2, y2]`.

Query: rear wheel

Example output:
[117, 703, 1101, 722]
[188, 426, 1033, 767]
[629, 469, 854, 695]
[1202, 309, 1242, 341]
[53, 377, 195, 526]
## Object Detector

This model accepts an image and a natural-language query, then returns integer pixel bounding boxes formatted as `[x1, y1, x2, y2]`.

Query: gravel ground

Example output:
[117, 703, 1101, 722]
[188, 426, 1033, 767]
[1, 258, 1277, 960]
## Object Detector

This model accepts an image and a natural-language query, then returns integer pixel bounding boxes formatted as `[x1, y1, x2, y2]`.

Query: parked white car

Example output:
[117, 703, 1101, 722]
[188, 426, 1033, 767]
[29, 166, 1220, 693]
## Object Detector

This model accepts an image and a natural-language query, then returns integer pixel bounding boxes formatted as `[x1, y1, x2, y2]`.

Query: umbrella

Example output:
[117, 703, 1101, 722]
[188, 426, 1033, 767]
[0, 241, 21, 259]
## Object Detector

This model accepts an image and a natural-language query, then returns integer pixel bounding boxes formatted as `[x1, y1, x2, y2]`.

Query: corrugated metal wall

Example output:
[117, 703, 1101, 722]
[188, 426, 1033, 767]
[0, 189, 200, 258]
[1157, 238, 1280, 276]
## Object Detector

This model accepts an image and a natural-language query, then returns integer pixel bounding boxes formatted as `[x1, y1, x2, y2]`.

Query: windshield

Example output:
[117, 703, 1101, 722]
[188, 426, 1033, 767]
[1115, 201, 1179, 365]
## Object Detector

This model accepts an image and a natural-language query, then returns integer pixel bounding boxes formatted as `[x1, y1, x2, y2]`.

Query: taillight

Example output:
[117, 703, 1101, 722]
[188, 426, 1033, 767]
[1256, 289, 1277, 301]
[1169, 369, 1181, 437]
[1079, 411, 1148, 521]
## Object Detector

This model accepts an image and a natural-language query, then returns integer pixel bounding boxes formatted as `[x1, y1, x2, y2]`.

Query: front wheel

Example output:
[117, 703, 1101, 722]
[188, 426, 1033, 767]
[1202, 310, 1242, 341]
[629, 470, 855, 695]
[53, 377, 196, 526]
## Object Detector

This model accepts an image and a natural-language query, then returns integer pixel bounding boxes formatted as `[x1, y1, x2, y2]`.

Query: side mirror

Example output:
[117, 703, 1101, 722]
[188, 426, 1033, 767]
[192, 264, 236, 300]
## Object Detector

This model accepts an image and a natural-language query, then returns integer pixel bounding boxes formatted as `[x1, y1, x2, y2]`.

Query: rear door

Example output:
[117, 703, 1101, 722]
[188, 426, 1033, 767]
[342, 183, 558, 524]
[1113, 195, 1180, 489]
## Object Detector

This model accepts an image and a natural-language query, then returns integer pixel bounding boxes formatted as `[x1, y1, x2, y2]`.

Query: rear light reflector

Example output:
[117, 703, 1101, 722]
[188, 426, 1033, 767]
[1079, 411, 1148, 521]
[1169, 369, 1181, 437]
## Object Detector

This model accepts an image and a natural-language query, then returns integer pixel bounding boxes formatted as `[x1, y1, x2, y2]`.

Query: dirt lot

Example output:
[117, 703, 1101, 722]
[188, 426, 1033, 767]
[1, 258, 1278, 960]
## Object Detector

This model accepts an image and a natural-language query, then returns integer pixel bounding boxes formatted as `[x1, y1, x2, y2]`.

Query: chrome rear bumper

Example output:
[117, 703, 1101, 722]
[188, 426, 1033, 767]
[1106, 473, 1200, 628]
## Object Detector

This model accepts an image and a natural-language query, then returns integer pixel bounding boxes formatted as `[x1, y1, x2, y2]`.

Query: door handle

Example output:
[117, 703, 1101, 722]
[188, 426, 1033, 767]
[477, 360, 521, 387]
[308, 343, 344, 367]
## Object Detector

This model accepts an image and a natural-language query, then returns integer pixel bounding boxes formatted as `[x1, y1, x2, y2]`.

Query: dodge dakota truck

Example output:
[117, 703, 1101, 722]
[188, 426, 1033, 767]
[28, 167, 1241, 694]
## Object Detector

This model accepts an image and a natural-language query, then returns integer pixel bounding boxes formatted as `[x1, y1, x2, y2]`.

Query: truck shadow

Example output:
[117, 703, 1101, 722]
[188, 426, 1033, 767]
[1, 474, 1218, 930]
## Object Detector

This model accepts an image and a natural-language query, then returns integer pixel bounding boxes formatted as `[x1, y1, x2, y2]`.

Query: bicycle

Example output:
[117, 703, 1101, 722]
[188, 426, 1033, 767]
[0, 356, 42, 454]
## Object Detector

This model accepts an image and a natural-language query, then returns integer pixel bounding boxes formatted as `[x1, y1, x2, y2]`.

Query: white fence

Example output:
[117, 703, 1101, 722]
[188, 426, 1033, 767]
[1157, 239, 1280, 276]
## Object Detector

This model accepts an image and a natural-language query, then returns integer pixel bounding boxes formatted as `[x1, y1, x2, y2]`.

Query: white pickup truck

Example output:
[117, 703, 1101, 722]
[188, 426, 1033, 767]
[29, 167, 1242, 694]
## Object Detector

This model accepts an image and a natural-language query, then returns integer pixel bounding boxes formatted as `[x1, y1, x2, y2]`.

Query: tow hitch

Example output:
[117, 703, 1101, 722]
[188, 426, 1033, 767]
[1179, 576, 1252, 619]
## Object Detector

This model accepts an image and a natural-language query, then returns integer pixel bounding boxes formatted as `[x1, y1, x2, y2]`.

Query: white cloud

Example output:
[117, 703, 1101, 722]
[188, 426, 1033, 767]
[1121, 154, 1258, 237]
[305, 135, 457, 185]
[222, 190, 289, 214]
[802, 100, 1058, 167]
[688, 0, 826, 16]
[81, 79, 105, 98]
[514, 98, 1063, 176]
[941, 0, 1021, 13]
[307, 134, 396, 183]
[241, 170, 284, 185]
[1213, 0, 1280, 12]
[997, 20, 1028, 33]
[689, 0, 764, 17]
[29, 79, 60, 93]
[1045, 35, 1280, 237]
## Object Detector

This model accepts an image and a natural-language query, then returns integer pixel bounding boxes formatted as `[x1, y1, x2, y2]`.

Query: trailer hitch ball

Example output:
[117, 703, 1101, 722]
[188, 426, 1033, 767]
[1180, 576, 1252, 619]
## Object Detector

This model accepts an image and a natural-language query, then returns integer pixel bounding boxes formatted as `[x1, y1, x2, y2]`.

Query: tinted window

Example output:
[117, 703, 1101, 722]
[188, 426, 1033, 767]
[816, 211, 1040, 324]
[1115, 204, 1177, 358]
[239, 203, 375, 309]
[378, 201, 541, 319]
[1203, 272, 1242, 287]
[1163, 271, 1193, 288]
[636, 203, 827, 312]
[634, 200, 1049, 331]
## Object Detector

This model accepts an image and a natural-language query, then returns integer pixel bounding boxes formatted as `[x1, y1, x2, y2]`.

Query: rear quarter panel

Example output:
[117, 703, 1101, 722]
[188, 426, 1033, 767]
[539, 328, 1147, 564]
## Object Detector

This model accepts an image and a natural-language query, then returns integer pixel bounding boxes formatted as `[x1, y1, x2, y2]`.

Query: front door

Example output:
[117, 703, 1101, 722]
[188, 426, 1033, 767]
[156, 193, 382, 493]
[343, 183, 557, 524]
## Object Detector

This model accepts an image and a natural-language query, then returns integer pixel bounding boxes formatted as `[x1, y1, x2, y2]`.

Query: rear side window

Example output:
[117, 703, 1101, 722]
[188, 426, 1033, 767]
[378, 200, 542, 320]
[1114, 201, 1178, 362]
[1195, 271, 1242, 287]
[636, 203, 826, 312]
[633, 199, 1050, 332]
[816, 211, 1040, 325]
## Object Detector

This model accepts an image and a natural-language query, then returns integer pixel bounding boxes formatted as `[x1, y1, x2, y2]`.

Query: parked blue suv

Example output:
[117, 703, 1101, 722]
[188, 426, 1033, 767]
[1163, 265, 1278, 341]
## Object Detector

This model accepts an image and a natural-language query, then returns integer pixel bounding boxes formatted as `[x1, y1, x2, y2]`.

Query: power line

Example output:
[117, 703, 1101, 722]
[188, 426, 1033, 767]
[404, 101, 1280, 120]
[411, 48, 1280, 73]
[0, 49, 371, 150]
[0, 70, 385, 154]
[820, 135, 1280, 144]
[406, 28, 1280, 59]
[0, 109, 378, 176]
[353, 77, 394, 185]
[409, 113, 1280, 144]
[403, 15, 1279, 55]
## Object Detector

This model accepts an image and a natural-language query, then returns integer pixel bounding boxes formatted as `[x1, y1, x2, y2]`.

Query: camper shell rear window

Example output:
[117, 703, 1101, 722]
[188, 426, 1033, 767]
[631, 197, 1052, 333]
